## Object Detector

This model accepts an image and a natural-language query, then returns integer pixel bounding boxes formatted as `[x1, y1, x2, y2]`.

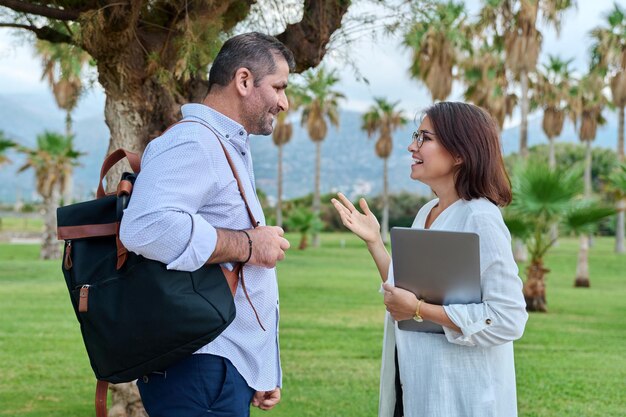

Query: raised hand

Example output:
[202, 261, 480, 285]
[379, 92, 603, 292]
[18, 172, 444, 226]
[331, 192, 381, 244]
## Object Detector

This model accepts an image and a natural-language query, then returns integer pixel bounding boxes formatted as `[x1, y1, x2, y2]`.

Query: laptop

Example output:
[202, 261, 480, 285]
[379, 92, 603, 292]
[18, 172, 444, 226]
[390, 227, 482, 333]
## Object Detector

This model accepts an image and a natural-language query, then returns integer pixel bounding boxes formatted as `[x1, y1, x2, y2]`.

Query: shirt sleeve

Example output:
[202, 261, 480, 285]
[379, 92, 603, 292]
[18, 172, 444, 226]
[442, 211, 528, 347]
[119, 131, 219, 272]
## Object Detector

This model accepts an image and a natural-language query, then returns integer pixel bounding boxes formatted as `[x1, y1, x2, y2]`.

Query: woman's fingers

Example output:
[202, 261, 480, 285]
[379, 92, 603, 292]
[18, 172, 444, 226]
[359, 198, 372, 216]
[336, 192, 358, 214]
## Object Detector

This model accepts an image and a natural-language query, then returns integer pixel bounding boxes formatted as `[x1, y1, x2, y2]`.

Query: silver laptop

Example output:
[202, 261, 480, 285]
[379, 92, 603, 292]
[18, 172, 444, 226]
[390, 227, 482, 333]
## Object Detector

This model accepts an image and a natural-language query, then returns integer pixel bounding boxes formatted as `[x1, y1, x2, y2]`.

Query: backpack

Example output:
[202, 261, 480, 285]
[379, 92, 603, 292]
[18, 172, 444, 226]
[57, 122, 261, 416]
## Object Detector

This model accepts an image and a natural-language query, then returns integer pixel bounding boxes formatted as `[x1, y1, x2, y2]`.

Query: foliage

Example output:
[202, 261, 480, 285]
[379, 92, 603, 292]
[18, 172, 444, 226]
[361, 97, 407, 159]
[17, 131, 82, 198]
[283, 207, 323, 250]
[505, 142, 620, 197]
[403, 0, 469, 101]
[296, 67, 345, 142]
[505, 161, 614, 261]
[0, 130, 16, 167]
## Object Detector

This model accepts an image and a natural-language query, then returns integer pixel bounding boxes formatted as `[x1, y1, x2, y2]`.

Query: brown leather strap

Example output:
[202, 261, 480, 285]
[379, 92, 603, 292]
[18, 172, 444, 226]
[96, 149, 141, 198]
[95, 380, 108, 417]
[171, 120, 264, 329]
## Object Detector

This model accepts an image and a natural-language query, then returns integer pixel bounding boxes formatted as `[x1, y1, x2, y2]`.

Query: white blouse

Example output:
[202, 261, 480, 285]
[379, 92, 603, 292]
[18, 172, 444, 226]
[379, 198, 528, 417]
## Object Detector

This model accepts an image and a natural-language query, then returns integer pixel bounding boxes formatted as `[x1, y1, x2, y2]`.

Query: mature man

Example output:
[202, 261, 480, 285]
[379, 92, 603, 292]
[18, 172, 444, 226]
[120, 32, 294, 416]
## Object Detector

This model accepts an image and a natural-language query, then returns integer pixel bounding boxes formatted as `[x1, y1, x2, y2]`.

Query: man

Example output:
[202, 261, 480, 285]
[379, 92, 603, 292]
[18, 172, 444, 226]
[120, 32, 294, 416]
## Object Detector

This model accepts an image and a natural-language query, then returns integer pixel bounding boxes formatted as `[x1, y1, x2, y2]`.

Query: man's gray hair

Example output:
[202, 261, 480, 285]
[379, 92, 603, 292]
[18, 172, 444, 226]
[208, 32, 295, 91]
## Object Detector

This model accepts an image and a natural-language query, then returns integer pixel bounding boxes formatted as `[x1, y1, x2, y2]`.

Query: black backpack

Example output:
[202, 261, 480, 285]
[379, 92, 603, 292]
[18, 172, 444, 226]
[57, 125, 261, 416]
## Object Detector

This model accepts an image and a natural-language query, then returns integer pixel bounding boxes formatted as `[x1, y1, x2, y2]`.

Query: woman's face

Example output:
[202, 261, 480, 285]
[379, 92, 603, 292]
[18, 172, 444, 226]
[407, 115, 460, 188]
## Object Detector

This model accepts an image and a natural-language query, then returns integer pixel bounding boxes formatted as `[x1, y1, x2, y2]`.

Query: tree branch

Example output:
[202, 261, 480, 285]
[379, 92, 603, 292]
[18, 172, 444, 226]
[276, 0, 351, 72]
[0, 22, 74, 44]
[0, 0, 80, 21]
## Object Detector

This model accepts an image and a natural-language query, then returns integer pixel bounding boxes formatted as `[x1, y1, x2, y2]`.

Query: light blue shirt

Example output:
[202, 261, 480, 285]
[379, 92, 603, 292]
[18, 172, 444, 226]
[120, 103, 281, 391]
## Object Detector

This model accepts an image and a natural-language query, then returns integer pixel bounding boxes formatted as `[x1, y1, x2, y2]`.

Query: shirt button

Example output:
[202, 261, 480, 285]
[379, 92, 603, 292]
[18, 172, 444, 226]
[485, 318, 492, 325]
[239, 131, 244, 135]
[241, 151, 246, 156]
[225, 134, 229, 138]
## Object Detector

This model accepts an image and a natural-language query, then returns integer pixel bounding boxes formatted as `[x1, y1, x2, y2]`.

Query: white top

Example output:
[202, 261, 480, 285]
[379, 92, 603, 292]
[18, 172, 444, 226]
[120, 103, 281, 391]
[379, 198, 528, 417]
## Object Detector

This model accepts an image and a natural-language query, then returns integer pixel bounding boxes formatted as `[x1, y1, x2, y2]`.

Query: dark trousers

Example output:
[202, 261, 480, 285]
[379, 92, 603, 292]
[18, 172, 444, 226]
[137, 354, 255, 417]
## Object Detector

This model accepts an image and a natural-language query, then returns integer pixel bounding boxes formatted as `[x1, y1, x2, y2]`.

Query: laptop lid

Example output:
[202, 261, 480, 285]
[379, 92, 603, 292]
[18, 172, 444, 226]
[390, 227, 481, 333]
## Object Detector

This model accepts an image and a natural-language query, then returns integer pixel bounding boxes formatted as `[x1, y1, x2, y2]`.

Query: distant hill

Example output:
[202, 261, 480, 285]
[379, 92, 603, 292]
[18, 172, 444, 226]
[0, 92, 620, 204]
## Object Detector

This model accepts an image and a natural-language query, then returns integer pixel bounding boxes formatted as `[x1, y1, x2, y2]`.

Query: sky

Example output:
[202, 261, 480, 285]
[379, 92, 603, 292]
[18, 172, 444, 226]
[0, 0, 618, 126]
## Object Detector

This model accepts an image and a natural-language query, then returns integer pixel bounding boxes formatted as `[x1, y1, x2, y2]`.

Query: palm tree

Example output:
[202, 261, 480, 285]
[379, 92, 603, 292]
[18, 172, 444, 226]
[284, 207, 323, 250]
[462, 35, 516, 131]
[534, 55, 575, 169]
[569, 71, 609, 287]
[362, 98, 407, 244]
[17, 131, 83, 259]
[298, 67, 344, 247]
[590, 2, 626, 162]
[590, 3, 626, 254]
[403, 0, 469, 102]
[606, 163, 626, 253]
[35, 39, 90, 204]
[480, 0, 576, 158]
[272, 111, 293, 229]
[505, 161, 614, 311]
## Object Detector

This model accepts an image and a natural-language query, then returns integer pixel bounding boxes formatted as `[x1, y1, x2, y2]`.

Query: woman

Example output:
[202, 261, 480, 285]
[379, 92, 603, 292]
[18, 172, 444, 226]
[331, 102, 528, 417]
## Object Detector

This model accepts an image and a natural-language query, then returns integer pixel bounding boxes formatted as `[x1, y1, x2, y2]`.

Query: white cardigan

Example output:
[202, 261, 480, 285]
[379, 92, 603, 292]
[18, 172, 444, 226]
[379, 198, 528, 417]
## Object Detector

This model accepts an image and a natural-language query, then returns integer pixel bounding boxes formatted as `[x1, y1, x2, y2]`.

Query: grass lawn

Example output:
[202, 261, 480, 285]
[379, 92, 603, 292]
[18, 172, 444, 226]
[0, 234, 624, 416]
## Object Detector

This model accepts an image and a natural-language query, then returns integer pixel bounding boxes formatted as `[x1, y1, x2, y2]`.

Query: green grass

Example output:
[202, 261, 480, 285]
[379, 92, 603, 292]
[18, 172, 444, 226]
[1, 234, 625, 416]
[0, 216, 44, 233]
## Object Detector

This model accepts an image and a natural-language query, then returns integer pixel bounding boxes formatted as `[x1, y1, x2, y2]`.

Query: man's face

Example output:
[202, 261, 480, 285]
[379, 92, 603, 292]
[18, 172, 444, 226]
[242, 57, 290, 136]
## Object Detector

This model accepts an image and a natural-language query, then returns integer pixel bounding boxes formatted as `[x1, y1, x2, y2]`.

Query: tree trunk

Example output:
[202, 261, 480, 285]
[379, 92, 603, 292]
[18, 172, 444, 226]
[618, 105, 624, 163]
[514, 239, 527, 262]
[548, 137, 559, 244]
[584, 140, 593, 197]
[574, 234, 590, 287]
[299, 233, 308, 250]
[63, 111, 73, 204]
[523, 258, 549, 312]
[520, 70, 529, 159]
[381, 157, 389, 245]
[548, 136, 556, 169]
[102, 94, 159, 192]
[41, 185, 61, 260]
[312, 141, 321, 247]
[276, 144, 283, 228]
[615, 200, 625, 254]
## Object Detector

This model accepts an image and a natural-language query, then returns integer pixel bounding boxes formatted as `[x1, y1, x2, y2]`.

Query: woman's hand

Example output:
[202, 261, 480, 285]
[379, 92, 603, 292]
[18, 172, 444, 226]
[331, 192, 381, 244]
[383, 282, 419, 321]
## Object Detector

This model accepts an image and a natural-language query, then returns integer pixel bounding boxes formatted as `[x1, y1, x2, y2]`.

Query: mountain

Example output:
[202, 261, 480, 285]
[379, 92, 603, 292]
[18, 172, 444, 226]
[0, 92, 621, 204]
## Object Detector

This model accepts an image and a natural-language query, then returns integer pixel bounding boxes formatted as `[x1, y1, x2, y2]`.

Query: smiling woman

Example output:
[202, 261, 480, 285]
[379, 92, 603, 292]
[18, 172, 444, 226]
[332, 101, 527, 417]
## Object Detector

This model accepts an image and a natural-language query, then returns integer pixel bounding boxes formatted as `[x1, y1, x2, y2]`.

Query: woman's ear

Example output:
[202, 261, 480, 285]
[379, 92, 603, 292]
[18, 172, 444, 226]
[454, 156, 463, 166]
[234, 68, 253, 96]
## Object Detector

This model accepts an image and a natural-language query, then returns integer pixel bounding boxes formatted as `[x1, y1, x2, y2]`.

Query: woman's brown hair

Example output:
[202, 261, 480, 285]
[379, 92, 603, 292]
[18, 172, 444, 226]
[424, 102, 512, 206]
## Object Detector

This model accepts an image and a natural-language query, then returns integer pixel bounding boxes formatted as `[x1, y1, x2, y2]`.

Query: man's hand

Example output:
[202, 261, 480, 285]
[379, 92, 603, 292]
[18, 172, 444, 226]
[208, 226, 290, 267]
[251, 387, 281, 410]
[247, 226, 290, 268]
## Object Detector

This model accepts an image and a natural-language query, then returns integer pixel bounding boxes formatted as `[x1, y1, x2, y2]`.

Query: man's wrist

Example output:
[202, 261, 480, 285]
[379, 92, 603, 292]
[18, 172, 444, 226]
[240, 229, 253, 264]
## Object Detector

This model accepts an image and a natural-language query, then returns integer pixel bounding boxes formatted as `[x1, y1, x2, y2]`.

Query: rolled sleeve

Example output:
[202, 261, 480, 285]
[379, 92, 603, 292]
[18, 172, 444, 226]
[442, 212, 528, 348]
[166, 213, 217, 271]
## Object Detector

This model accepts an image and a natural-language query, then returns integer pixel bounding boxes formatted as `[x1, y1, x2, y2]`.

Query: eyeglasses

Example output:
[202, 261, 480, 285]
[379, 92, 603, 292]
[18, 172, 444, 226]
[411, 130, 435, 150]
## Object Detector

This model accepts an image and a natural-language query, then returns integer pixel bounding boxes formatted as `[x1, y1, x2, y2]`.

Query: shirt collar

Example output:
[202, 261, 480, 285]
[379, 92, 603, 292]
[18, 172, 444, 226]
[181, 103, 248, 148]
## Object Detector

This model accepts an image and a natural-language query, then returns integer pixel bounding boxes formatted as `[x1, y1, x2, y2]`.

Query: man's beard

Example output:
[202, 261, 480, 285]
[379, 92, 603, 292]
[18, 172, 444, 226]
[252, 107, 279, 136]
